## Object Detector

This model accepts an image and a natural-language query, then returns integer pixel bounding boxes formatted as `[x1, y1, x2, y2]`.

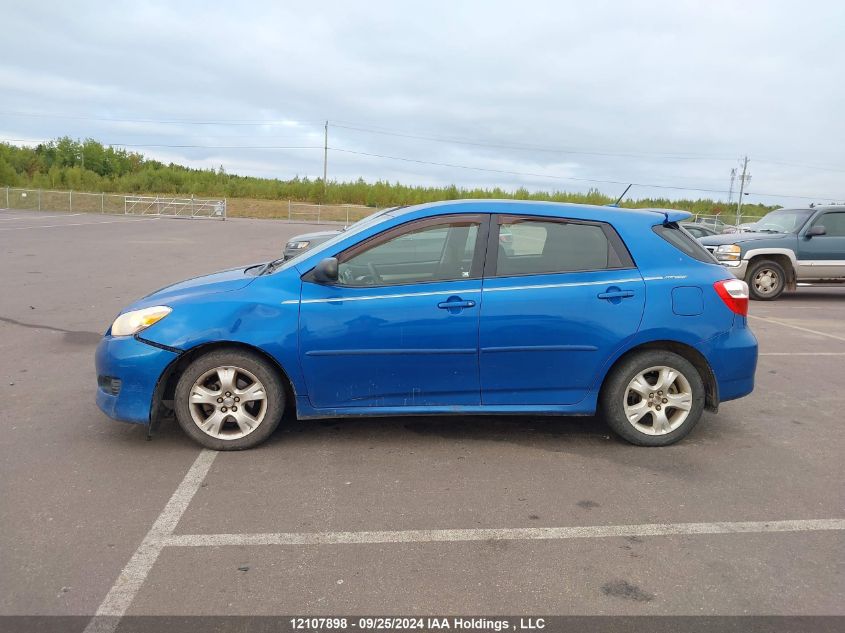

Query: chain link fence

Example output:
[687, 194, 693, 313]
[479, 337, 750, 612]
[1, 187, 226, 220]
[688, 212, 761, 232]
[285, 201, 373, 225]
[0, 187, 377, 224]
[5, 187, 751, 228]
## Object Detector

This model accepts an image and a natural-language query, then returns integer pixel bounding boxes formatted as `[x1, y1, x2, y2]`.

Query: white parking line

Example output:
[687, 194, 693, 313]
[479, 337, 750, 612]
[0, 218, 158, 231]
[760, 352, 845, 356]
[83, 449, 217, 633]
[163, 518, 845, 547]
[83, 443, 844, 629]
[0, 212, 83, 220]
[748, 314, 845, 342]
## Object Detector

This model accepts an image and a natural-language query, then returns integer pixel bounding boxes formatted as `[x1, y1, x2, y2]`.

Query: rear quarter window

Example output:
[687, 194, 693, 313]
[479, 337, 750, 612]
[653, 223, 718, 263]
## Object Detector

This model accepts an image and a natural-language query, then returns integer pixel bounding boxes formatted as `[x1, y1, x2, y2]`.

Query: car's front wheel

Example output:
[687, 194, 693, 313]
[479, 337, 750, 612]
[601, 350, 705, 446]
[174, 349, 285, 450]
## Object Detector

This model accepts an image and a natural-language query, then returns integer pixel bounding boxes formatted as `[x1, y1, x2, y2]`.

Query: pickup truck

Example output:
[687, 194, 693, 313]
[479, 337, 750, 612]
[699, 205, 845, 300]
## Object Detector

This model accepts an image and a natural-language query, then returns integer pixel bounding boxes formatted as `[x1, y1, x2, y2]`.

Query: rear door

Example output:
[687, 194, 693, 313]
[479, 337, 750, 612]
[797, 211, 845, 279]
[479, 214, 645, 405]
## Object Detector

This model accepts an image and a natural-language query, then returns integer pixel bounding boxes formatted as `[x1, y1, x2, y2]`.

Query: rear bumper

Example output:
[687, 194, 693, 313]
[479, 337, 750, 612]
[95, 335, 179, 424]
[703, 318, 758, 403]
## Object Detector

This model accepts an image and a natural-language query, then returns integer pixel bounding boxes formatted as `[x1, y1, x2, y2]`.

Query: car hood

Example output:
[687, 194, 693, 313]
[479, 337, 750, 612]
[287, 230, 341, 242]
[699, 231, 789, 247]
[132, 266, 257, 308]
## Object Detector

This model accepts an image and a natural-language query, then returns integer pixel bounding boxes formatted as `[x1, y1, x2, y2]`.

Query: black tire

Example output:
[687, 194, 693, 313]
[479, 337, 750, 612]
[174, 349, 285, 450]
[745, 259, 786, 301]
[600, 350, 705, 446]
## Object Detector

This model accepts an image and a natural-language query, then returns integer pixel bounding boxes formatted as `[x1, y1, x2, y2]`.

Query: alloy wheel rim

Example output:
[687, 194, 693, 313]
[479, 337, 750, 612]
[623, 365, 693, 435]
[754, 268, 779, 294]
[188, 365, 267, 440]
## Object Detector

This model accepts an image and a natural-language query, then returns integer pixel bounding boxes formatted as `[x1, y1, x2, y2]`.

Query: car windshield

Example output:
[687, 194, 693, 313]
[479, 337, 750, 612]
[750, 208, 813, 233]
[270, 207, 399, 272]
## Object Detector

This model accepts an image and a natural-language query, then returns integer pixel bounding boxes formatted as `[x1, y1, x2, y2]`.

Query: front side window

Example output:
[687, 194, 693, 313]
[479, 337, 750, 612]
[337, 218, 480, 286]
[812, 212, 845, 237]
[495, 218, 623, 276]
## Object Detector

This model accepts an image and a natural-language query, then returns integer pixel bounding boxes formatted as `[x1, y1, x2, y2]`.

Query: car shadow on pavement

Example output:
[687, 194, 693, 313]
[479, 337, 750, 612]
[272, 414, 617, 451]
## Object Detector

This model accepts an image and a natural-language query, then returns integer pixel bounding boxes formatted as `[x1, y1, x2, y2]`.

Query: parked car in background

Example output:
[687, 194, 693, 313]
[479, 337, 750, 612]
[283, 229, 341, 259]
[96, 200, 757, 450]
[722, 222, 757, 234]
[694, 217, 729, 232]
[699, 205, 845, 300]
[681, 222, 720, 239]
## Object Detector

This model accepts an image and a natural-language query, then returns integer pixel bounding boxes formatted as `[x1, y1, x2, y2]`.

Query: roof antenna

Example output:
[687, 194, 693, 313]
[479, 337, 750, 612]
[611, 184, 633, 207]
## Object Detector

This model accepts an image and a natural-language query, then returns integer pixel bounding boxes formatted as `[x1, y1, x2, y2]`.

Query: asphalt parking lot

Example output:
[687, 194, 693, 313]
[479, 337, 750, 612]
[1, 209, 843, 627]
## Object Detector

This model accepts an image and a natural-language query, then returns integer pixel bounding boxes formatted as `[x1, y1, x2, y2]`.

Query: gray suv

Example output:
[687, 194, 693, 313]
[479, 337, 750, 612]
[699, 205, 845, 300]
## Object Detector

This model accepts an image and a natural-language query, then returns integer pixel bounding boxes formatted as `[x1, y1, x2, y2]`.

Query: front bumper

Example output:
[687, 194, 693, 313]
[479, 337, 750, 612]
[95, 335, 179, 424]
[724, 260, 749, 279]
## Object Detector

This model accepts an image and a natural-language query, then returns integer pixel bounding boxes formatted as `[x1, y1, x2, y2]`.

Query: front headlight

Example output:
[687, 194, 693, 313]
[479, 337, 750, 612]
[714, 244, 742, 263]
[287, 240, 311, 250]
[111, 306, 172, 337]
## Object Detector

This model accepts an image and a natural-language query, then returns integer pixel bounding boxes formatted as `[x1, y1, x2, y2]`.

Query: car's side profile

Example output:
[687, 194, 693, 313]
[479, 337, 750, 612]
[95, 200, 757, 450]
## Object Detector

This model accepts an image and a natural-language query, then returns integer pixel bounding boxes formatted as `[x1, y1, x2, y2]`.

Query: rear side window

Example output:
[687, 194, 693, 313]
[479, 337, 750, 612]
[494, 217, 632, 276]
[653, 223, 718, 263]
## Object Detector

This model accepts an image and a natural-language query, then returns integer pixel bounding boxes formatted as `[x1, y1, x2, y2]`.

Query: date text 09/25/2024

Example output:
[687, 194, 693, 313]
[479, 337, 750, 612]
[289, 617, 547, 631]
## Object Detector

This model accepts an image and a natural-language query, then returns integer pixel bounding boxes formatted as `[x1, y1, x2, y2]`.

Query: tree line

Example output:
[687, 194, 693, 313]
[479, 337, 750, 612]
[0, 137, 776, 217]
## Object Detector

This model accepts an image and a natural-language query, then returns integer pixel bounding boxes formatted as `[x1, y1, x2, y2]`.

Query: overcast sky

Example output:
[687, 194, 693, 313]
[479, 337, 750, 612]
[1, 0, 843, 207]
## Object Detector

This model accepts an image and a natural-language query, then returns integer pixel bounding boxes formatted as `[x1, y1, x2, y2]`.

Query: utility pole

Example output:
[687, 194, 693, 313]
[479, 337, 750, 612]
[727, 167, 737, 205]
[323, 120, 328, 199]
[735, 157, 751, 225]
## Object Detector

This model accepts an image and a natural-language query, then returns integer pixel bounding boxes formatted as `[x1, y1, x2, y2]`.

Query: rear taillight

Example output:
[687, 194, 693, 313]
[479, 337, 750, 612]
[714, 278, 749, 316]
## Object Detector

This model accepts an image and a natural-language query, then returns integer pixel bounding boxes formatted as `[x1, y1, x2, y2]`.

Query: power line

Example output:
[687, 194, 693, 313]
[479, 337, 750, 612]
[0, 138, 323, 150]
[328, 146, 843, 201]
[4, 109, 844, 172]
[750, 157, 845, 174]
[0, 110, 324, 127]
[2, 136, 841, 201]
[330, 122, 737, 162]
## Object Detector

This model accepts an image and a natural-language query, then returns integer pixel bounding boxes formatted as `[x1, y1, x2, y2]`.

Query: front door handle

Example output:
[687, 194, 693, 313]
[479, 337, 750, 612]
[437, 297, 476, 311]
[597, 290, 634, 299]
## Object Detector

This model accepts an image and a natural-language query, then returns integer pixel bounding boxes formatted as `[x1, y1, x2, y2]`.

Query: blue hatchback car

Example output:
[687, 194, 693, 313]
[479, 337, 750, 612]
[95, 200, 757, 449]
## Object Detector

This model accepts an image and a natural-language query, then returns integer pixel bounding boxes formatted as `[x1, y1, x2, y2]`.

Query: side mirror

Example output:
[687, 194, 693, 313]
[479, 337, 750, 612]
[805, 225, 826, 238]
[313, 257, 339, 283]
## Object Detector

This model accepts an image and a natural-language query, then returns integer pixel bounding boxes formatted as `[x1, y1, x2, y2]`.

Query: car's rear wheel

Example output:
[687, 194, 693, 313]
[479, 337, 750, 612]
[746, 259, 786, 300]
[174, 349, 284, 450]
[601, 350, 705, 446]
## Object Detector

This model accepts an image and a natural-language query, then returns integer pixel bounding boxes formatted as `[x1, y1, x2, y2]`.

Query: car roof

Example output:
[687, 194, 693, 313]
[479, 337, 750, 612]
[387, 199, 691, 224]
[773, 205, 845, 212]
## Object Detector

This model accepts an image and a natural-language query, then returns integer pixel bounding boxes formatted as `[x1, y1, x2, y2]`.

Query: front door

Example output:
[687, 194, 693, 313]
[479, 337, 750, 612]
[299, 214, 487, 409]
[479, 215, 645, 405]
[797, 210, 845, 279]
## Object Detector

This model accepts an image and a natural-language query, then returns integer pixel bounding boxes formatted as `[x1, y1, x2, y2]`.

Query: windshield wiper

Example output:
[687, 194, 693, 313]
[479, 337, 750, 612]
[258, 257, 286, 276]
